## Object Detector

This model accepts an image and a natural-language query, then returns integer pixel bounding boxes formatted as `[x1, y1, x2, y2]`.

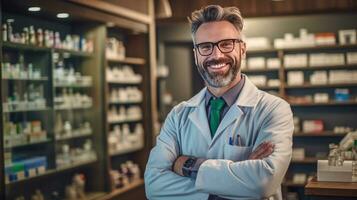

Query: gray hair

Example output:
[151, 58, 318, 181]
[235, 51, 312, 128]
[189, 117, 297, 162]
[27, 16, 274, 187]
[188, 5, 244, 37]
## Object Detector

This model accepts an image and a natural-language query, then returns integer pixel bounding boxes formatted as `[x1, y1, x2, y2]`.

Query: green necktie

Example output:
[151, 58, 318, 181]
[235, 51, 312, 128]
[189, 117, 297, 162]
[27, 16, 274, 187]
[209, 98, 225, 138]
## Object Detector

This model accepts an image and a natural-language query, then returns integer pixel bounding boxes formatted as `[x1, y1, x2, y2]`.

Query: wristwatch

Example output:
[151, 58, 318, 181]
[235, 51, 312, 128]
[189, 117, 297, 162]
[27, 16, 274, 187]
[182, 157, 197, 177]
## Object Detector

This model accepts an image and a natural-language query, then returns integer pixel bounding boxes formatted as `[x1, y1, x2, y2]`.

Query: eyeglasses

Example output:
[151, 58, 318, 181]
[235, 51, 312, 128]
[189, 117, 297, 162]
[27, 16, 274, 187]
[195, 38, 244, 56]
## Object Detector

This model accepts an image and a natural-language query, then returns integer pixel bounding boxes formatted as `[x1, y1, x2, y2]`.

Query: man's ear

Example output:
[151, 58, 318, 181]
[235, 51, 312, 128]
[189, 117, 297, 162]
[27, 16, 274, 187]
[241, 42, 247, 59]
[193, 48, 198, 66]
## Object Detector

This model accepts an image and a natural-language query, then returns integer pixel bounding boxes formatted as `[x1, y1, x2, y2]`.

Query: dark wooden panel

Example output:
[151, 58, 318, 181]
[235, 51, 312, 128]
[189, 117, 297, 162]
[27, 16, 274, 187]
[104, 0, 149, 15]
[157, 0, 357, 24]
[0, 1, 5, 199]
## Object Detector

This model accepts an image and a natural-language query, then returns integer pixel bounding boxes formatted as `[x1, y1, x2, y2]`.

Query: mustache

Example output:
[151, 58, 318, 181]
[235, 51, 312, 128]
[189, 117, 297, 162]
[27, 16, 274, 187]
[203, 57, 233, 68]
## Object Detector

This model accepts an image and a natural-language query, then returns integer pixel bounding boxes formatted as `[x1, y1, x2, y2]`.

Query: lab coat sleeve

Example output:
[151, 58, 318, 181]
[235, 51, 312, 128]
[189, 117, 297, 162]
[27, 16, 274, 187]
[144, 107, 200, 200]
[195, 100, 294, 199]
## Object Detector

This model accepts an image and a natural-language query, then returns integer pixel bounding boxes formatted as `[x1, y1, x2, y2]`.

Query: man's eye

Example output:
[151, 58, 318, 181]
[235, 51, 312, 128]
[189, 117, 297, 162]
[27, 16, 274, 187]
[220, 42, 233, 48]
[199, 44, 212, 50]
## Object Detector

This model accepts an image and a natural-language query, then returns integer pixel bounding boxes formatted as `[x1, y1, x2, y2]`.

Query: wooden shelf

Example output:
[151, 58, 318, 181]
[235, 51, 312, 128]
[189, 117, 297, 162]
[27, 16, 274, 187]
[2, 42, 93, 57]
[290, 101, 357, 106]
[101, 179, 144, 200]
[4, 138, 51, 149]
[247, 44, 357, 53]
[247, 48, 278, 54]
[56, 131, 93, 141]
[257, 85, 280, 90]
[54, 48, 93, 58]
[54, 105, 92, 110]
[242, 68, 279, 73]
[54, 83, 93, 88]
[2, 41, 51, 52]
[108, 100, 143, 104]
[293, 131, 347, 137]
[108, 118, 142, 124]
[107, 80, 142, 85]
[291, 157, 318, 164]
[284, 64, 357, 71]
[109, 143, 144, 157]
[3, 107, 50, 113]
[107, 57, 146, 65]
[2, 77, 49, 81]
[85, 192, 107, 200]
[285, 82, 357, 89]
[283, 181, 306, 187]
[278, 44, 357, 52]
[56, 158, 98, 172]
[305, 177, 357, 197]
[7, 158, 97, 186]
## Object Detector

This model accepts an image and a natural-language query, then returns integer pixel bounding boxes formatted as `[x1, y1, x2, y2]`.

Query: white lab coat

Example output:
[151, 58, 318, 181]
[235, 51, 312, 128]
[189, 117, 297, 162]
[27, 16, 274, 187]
[145, 75, 294, 200]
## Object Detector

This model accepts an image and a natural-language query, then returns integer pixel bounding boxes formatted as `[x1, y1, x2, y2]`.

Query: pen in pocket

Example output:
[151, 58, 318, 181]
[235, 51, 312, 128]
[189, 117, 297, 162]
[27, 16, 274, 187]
[236, 135, 242, 146]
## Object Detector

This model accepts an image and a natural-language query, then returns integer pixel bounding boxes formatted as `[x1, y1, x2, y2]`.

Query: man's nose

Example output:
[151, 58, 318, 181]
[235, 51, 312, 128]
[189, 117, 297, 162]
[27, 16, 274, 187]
[210, 45, 225, 57]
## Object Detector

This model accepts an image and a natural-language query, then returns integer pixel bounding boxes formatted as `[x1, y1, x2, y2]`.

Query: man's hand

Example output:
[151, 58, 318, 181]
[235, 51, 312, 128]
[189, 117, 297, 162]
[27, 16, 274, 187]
[173, 155, 190, 176]
[249, 141, 275, 160]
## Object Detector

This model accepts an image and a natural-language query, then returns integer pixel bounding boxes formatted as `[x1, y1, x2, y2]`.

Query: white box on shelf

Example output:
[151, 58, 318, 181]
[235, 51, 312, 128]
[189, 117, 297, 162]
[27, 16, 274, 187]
[314, 93, 329, 103]
[267, 58, 281, 69]
[303, 120, 324, 133]
[329, 70, 356, 84]
[292, 148, 305, 160]
[347, 52, 357, 65]
[284, 54, 308, 68]
[245, 37, 271, 50]
[338, 29, 356, 45]
[318, 160, 356, 182]
[247, 57, 265, 69]
[309, 53, 345, 67]
[248, 75, 267, 86]
[267, 79, 280, 87]
[287, 71, 304, 85]
[310, 71, 328, 85]
[274, 30, 315, 49]
[314, 33, 336, 46]
[293, 173, 307, 184]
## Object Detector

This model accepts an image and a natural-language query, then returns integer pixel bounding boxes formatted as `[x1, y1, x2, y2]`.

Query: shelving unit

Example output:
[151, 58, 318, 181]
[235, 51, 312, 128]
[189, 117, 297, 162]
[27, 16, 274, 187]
[1, 1, 157, 199]
[103, 26, 148, 198]
[246, 42, 357, 200]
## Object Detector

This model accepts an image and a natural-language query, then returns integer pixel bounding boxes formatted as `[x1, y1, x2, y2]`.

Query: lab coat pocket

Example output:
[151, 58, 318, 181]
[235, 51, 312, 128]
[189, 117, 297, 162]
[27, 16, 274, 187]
[224, 144, 253, 161]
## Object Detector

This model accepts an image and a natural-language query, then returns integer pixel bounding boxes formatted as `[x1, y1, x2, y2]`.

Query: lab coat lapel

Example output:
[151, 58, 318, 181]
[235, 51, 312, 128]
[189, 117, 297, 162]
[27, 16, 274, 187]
[211, 74, 260, 145]
[211, 104, 243, 145]
[187, 88, 212, 145]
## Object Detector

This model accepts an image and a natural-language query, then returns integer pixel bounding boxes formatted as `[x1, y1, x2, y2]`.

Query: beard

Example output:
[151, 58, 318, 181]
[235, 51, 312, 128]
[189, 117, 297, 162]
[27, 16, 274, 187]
[196, 56, 240, 88]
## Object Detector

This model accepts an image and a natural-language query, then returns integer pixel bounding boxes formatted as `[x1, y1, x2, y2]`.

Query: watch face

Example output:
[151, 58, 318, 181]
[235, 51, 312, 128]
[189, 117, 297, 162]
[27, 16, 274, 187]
[184, 158, 196, 168]
[182, 158, 197, 177]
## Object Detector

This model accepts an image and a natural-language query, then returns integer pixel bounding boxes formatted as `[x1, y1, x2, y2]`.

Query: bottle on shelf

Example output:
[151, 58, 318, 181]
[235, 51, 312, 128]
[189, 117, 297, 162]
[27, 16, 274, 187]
[352, 140, 357, 181]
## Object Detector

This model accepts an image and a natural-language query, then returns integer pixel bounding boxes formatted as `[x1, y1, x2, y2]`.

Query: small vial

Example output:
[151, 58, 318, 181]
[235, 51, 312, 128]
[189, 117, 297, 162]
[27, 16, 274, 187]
[2, 23, 7, 42]
[328, 143, 337, 166]
[352, 140, 357, 182]
[37, 28, 43, 46]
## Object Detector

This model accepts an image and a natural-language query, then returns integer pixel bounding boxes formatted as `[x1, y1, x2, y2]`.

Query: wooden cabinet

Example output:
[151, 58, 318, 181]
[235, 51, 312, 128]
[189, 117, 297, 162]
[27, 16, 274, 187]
[1, 0, 157, 199]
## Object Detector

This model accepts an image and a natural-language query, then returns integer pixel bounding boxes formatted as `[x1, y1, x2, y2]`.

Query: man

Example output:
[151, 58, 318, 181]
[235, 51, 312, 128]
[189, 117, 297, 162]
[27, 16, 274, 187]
[145, 5, 293, 200]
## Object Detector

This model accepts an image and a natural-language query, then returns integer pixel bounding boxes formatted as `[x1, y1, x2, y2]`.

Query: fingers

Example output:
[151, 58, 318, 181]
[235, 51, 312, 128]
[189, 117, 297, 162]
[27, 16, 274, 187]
[249, 142, 275, 160]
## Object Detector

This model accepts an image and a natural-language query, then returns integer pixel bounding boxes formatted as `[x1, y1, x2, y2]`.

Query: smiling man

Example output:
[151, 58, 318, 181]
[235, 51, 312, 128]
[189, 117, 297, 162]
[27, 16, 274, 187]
[145, 5, 293, 200]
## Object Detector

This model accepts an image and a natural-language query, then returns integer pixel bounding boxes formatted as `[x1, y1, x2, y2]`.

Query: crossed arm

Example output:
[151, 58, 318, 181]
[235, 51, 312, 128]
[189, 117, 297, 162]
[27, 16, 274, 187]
[172, 141, 275, 177]
[145, 102, 293, 199]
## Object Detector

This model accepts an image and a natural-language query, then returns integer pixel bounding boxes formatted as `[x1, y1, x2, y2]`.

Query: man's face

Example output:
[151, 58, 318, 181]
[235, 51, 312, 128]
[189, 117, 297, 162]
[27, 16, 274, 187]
[193, 21, 246, 88]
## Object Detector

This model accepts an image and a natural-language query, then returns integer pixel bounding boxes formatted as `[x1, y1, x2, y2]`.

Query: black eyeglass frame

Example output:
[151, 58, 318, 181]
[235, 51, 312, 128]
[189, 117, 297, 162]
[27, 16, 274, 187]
[194, 38, 244, 56]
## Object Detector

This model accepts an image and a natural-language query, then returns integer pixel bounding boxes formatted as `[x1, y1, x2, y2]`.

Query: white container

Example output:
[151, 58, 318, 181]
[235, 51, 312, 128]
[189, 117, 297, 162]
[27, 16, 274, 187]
[287, 71, 304, 85]
[318, 160, 356, 182]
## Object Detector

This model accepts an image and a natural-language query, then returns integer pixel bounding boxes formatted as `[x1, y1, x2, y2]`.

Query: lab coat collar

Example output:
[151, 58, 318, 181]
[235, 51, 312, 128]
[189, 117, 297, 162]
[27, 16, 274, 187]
[185, 74, 260, 108]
